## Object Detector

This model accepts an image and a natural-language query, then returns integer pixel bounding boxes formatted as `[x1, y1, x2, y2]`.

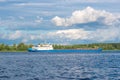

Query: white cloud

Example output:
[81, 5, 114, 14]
[0, 19, 120, 44]
[92, 29, 120, 42]
[52, 6, 117, 27]
[29, 34, 42, 40]
[14, 3, 54, 7]
[0, 0, 6, 2]
[1, 25, 120, 44]
[52, 16, 66, 26]
[49, 20, 120, 42]
[35, 19, 42, 23]
[0, 17, 42, 28]
[89, 23, 120, 42]
[35, 17, 43, 23]
[22, 39, 28, 43]
[63, 0, 120, 3]
[1, 30, 22, 40]
[8, 31, 22, 40]
[18, 16, 24, 20]
[48, 29, 90, 40]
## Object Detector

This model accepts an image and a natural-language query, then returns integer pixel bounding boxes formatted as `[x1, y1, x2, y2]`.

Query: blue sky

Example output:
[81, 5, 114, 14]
[0, 0, 120, 44]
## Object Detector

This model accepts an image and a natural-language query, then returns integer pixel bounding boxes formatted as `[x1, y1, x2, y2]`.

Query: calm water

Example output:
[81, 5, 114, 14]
[0, 52, 120, 80]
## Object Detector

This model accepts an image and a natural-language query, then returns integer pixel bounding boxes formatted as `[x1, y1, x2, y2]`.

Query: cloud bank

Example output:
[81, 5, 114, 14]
[0, 0, 6, 2]
[1, 23, 120, 44]
[0, 17, 43, 30]
[0, 4, 120, 44]
[52, 7, 117, 27]
[48, 29, 90, 40]
[64, 0, 120, 3]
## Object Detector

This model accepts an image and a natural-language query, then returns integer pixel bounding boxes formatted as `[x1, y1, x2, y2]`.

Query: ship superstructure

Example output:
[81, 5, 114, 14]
[30, 44, 53, 50]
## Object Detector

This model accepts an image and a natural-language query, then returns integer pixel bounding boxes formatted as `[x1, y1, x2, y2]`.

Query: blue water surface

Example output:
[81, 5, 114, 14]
[0, 52, 120, 80]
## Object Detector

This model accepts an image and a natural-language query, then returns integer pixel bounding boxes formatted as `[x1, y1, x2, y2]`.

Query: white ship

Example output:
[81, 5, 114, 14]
[28, 44, 53, 52]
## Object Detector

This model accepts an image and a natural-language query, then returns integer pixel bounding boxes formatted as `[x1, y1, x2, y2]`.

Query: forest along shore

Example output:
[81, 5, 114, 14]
[0, 43, 120, 52]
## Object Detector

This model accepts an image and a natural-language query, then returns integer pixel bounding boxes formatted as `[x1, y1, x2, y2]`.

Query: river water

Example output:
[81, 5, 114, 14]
[0, 52, 120, 80]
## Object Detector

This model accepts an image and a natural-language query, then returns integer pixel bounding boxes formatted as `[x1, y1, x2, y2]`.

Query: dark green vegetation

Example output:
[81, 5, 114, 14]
[53, 43, 120, 50]
[0, 43, 33, 52]
[0, 43, 120, 52]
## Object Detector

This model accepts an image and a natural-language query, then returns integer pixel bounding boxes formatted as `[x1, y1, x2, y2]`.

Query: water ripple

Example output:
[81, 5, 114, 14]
[0, 53, 120, 80]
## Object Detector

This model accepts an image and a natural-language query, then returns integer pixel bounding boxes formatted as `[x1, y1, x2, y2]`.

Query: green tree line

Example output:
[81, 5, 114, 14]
[53, 43, 120, 50]
[0, 43, 33, 52]
[0, 43, 120, 52]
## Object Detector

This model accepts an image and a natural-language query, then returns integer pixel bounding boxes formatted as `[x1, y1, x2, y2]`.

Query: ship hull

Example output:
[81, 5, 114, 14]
[28, 48, 102, 53]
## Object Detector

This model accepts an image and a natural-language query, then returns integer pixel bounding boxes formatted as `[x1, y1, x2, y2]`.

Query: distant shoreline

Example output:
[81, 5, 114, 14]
[0, 43, 120, 52]
[0, 50, 120, 53]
